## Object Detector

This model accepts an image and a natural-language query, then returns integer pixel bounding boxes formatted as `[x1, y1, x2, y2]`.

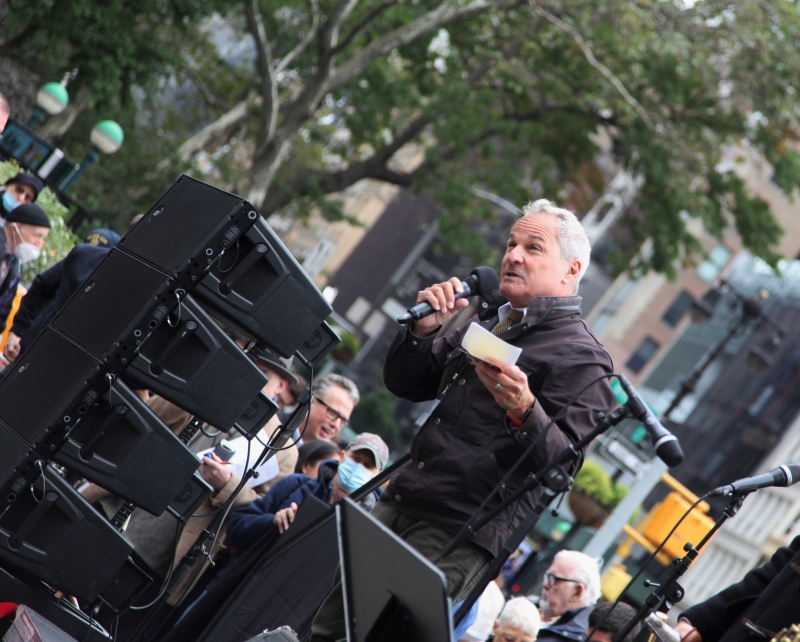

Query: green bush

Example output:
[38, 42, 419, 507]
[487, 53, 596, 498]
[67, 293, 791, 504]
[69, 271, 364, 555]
[573, 460, 629, 510]
[0, 160, 79, 286]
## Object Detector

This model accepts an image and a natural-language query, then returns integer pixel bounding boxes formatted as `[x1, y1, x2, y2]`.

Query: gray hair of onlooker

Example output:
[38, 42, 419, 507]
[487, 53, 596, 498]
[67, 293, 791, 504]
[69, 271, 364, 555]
[496, 597, 541, 638]
[554, 550, 602, 606]
[312, 373, 360, 406]
[521, 199, 591, 293]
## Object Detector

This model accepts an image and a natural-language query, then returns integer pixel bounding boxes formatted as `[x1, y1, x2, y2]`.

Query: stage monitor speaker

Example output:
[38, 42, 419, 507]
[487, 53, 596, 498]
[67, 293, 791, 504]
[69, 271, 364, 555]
[52, 380, 201, 516]
[234, 391, 280, 440]
[118, 174, 258, 284]
[125, 295, 268, 431]
[167, 471, 213, 520]
[295, 321, 341, 369]
[98, 556, 152, 613]
[0, 466, 132, 604]
[194, 217, 332, 359]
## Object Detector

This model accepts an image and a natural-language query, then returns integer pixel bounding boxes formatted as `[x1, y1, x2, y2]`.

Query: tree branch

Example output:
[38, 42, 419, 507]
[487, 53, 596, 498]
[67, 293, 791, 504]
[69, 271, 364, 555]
[276, 0, 321, 74]
[244, 0, 279, 150]
[177, 93, 255, 162]
[324, 0, 507, 94]
[319, 0, 361, 55]
[531, 3, 656, 130]
[333, 0, 399, 54]
[180, 65, 229, 111]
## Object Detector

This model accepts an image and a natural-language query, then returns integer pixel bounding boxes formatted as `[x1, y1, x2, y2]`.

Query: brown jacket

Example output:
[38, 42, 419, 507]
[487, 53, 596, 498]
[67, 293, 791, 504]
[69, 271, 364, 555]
[383, 293, 615, 557]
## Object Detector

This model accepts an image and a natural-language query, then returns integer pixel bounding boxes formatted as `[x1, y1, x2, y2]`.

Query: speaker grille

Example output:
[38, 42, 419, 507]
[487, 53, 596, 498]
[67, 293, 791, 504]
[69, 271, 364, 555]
[0, 422, 32, 489]
[0, 329, 101, 443]
[52, 250, 170, 359]
[120, 176, 245, 274]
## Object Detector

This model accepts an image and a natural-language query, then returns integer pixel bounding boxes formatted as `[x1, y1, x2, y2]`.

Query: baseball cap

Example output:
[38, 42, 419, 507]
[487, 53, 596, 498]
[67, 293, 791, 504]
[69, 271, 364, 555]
[348, 433, 389, 471]
[84, 228, 121, 248]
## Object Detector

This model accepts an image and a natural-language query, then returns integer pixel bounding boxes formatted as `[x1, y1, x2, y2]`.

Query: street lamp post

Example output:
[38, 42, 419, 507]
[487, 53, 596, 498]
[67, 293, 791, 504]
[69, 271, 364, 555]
[26, 83, 69, 130]
[61, 120, 124, 194]
[662, 280, 784, 421]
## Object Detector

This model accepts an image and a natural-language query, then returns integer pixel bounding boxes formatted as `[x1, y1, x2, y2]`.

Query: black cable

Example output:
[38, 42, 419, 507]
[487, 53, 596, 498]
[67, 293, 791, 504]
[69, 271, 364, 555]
[200, 423, 223, 439]
[129, 517, 183, 611]
[80, 612, 94, 642]
[584, 494, 710, 642]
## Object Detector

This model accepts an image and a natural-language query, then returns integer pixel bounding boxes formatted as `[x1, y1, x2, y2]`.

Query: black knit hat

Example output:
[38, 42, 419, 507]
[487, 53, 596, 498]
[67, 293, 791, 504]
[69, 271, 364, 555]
[5, 173, 44, 201]
[6, 203, 51, 228]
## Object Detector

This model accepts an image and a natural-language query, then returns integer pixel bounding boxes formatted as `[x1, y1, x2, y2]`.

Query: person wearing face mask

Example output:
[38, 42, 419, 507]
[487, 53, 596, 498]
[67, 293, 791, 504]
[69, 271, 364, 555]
[0, 203, 50, 336]
[225, 432, 388, 550]
[0, 173, 44, 222]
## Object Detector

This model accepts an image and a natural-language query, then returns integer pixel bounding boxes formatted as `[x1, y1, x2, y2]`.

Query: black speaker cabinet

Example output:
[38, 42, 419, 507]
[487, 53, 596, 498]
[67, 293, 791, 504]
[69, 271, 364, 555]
[53, 380, 201, 516]
[118, 174, 258, 286]
[194, 217, 332, 359]
[234, 391, 280, 440]
[126, 295, 268, 431]
[0, 466, 132, 603]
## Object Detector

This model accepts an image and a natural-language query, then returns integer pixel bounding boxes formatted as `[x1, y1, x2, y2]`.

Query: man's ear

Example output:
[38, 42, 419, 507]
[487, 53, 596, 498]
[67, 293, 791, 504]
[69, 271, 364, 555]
[492, 619, 499, 633]
[572, 582, 586, 602]
[563, 259, 581, 285]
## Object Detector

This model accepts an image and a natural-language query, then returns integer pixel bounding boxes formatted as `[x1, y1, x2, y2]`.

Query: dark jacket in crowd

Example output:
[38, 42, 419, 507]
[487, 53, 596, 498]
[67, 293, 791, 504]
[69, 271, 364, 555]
[0, 228, 20, 333]
[11, 243, 109, 351]
[382, 293, 615, 557]
[537, 606, 593, 642]
[681, 535, 800, 642]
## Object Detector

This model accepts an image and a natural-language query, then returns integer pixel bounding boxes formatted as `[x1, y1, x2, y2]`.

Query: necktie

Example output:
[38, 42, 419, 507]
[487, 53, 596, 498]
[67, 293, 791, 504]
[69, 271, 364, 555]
[492, 308, 523, 335]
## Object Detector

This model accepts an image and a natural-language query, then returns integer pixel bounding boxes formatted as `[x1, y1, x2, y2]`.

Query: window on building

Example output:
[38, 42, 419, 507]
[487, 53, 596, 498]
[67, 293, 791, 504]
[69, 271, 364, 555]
[626, 337, 660, 373]
[662, 290, 695, 328]
[696, 244, 732, 283]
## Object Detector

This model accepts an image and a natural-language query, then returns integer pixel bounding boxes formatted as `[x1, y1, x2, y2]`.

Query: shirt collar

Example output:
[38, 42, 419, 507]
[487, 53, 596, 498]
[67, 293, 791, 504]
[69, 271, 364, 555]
[497, 301, 527, 324]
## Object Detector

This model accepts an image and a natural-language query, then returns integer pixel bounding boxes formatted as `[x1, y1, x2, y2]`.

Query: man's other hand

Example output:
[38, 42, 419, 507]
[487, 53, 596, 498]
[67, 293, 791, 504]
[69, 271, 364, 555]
[199, 453, 233, 491]
[674, 621, 701, 642]
[273, 502, 298, 533]
[3, 332, 21, 362]
[476, 358, 535, 419]
[411, 277, 470, 337]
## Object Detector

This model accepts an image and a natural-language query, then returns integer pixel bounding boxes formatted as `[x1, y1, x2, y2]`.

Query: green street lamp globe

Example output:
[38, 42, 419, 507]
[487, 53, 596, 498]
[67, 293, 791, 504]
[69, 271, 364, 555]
[90, 120, 124, 155]
[36, 82, 69, 116]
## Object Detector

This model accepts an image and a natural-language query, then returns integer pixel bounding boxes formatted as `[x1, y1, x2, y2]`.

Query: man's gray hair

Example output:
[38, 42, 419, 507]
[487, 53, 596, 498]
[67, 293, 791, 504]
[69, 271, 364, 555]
[554, 550, 602, 606]
[521, 199, 591, 293]
[496, 597, 541, 637]
[312, 373, 360, 406]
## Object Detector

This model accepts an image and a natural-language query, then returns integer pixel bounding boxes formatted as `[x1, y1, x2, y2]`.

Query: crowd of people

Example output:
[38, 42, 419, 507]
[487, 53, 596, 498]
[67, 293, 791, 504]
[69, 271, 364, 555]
[2, 88, 797, 642]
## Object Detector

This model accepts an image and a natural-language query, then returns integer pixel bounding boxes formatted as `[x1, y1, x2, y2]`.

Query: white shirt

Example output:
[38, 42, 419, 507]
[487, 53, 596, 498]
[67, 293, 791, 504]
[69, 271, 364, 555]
[497, 302, 528, 324]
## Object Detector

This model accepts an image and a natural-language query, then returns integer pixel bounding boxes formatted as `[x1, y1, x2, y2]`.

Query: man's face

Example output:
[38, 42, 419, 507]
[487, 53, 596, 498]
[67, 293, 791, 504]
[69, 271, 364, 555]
[5, 182, 36, 206]
[499, 214, 580, 307]
[331, 448, 379, 502]
[256, 362, 288, 400]
[492, 623, 535, 642]
[305, 385, 354, 442]
[539, 558, 586, 620]
[9, 223, 49, 249]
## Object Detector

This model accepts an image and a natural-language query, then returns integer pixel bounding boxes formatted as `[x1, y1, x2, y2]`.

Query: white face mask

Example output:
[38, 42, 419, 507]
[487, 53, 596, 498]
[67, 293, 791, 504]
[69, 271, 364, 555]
[12, 224, 41, 264]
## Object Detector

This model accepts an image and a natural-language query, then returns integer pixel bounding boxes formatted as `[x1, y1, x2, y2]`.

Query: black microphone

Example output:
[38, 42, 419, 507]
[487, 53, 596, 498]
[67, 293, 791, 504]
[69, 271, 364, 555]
[617, 374, 684, 468]
[396, 266, 499, 324]
[708, 464, 800, 498]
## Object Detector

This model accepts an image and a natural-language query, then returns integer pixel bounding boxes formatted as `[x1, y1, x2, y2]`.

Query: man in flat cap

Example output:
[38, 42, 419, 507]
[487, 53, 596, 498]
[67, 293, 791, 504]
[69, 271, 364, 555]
[1, 173, 44, 220]
[0, 203, 50, 335]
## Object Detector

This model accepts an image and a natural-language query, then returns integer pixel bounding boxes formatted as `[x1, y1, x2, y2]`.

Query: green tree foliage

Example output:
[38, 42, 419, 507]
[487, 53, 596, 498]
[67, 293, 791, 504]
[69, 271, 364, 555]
[572, 460, 628, 510]
[0, 160, 79, 285]
[4, 0, 800, 275]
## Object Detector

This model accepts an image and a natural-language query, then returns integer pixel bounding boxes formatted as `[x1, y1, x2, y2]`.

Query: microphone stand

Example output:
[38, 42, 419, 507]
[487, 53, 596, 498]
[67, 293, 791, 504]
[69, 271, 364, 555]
[442, 406, 630, 628]
[612, 491, 748, 642]
[438, 406, 629, 564]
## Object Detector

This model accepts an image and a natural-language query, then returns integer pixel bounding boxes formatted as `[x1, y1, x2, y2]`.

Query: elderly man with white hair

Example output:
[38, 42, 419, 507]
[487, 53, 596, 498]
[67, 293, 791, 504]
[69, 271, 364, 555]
[537, 550, 603, 642]
[312, 199, 616, 641]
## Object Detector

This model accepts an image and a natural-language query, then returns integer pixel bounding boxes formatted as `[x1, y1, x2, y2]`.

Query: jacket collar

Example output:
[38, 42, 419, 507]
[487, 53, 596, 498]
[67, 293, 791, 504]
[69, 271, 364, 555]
[480, 291, 582, 328]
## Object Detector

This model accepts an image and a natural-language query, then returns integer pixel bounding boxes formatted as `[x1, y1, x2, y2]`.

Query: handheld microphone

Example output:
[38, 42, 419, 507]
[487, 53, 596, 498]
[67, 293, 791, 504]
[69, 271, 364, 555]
[617, 374, 684, 468]
[396, 266, 499, 324]
[708, 464, 800, 497]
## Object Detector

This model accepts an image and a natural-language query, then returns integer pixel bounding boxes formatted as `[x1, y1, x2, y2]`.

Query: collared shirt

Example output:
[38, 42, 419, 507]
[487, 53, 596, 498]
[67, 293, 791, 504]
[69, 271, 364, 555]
[497, 301, 528, 324]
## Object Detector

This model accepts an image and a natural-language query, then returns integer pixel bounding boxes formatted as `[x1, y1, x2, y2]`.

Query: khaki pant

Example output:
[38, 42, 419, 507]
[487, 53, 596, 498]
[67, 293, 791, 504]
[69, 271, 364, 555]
[310, 502, 493, 642]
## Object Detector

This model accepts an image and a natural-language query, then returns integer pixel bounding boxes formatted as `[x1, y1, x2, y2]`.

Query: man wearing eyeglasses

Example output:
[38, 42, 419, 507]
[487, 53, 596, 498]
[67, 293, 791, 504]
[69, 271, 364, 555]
[537, 550, 602, 642]
[299, 373, 360, 443]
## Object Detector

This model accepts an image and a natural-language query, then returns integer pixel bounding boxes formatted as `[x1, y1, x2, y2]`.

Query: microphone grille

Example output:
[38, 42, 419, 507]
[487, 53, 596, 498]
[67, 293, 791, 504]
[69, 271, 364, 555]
[784, 464, 800, 486]
[469, 266, 499, 296]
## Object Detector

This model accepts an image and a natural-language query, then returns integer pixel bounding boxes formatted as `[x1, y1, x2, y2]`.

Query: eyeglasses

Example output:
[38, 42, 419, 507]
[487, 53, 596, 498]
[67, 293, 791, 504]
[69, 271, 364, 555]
[542, 572, 583, 588]
[315, 397, 350, 428]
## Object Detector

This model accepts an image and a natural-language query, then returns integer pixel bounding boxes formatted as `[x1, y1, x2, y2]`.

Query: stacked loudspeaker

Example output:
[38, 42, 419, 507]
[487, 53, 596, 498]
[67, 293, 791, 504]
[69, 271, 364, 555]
[0, 176, 338, 612]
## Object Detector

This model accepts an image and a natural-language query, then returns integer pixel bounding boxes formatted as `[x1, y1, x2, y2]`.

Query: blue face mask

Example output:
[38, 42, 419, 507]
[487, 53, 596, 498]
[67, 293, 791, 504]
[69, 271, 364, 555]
[2, 191, 19, 214]
[336, 457, 373, 494]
